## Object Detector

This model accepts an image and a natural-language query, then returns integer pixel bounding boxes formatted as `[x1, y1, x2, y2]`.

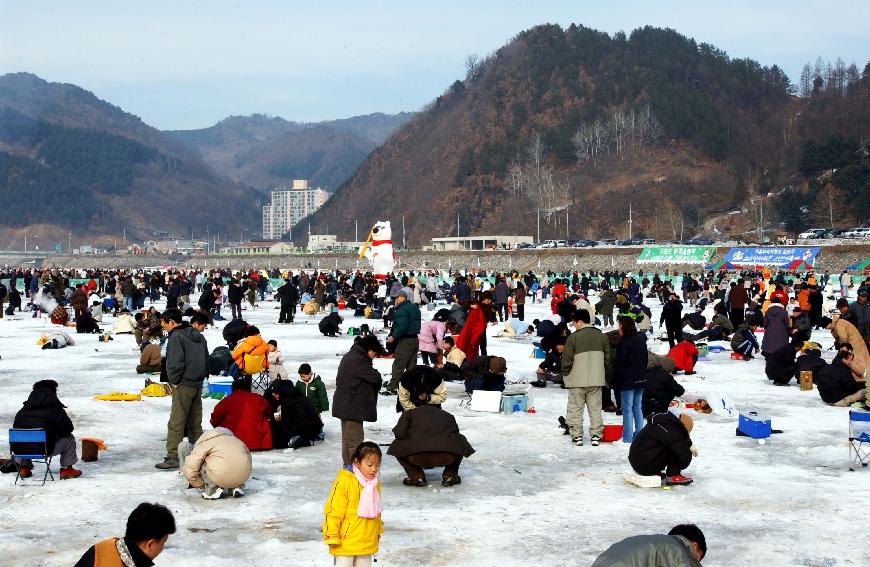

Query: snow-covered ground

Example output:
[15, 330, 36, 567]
[0, 293, 865, 566]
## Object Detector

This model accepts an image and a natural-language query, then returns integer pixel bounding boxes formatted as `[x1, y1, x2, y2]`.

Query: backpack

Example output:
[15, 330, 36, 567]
[208, 346, 232, 375]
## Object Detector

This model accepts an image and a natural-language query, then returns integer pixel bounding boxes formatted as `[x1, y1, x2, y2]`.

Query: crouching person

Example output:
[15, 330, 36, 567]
[628, 412, 696, 486]
[74, 502, 176, 567]
[387, 403, 474, 487]
[136, 341, 162, 374]
[592, 524, 706, 566]
[12, 379, 81, 480]
[180, 427, 252, 499]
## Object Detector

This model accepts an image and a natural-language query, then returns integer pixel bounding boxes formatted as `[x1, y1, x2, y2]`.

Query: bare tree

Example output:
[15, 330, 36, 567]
[799, 63, 812, 99]
[465, 54, 482, 82]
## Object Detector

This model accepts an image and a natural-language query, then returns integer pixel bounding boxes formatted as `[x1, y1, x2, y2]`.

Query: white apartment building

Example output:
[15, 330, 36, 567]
[262, 179, 331, 240]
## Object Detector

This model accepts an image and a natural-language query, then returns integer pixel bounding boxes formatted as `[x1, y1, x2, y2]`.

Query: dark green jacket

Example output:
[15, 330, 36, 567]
[295, 375, 329, 413]
[390, 300, 421, 339]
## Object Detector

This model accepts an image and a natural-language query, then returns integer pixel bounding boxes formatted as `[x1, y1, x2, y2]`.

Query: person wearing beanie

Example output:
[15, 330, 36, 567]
[382, 289, 421, 395]
[333, 335, 385, 466]
[628, 411, 696, 486]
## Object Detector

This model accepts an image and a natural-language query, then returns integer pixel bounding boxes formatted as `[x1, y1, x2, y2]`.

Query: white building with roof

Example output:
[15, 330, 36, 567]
[262, 179, 330, 240]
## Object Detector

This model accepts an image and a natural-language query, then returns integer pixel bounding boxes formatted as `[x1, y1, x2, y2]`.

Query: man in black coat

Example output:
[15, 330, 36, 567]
[629, 412, 695, 485]
[642, 366, 686, 416]
[817, 351, 866, 406]
[765, 340, 804, 385]
[794, 348, 827, 384]
[660, 293, 684, 349]
[227, 278, 244, 320]
[12, 380, 82, 479]
[276, 279, 299, 324]
[332, 335, 384, 466]
[269, 381, 323, 449]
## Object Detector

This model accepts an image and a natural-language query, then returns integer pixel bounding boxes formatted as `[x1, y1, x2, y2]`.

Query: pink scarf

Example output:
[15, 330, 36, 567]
[352, 465, 381, 519]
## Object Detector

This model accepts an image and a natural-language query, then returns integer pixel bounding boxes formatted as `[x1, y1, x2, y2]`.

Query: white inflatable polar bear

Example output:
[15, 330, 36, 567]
[361, 220, 396, 278]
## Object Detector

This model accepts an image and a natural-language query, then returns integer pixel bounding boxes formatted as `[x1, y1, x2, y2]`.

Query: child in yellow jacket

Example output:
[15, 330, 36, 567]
[323, 442, 383, 566]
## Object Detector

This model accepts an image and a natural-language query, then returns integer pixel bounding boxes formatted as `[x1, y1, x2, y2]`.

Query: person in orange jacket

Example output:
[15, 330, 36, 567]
[668, 340, 699, 375]
[550, 279, 567, 315]
[228, 326, 269, 378]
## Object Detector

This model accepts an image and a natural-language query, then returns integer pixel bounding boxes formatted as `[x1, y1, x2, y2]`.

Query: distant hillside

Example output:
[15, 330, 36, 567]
[0, 73, 260, 242]
[303, 24, 798, 245]
[166, 112, 412, 190]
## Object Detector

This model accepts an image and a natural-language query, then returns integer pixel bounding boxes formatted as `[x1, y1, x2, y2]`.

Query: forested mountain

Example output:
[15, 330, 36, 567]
[0, 73, 259, 242]
[303, 24, 866, 245]
[166, 112, 412, 190]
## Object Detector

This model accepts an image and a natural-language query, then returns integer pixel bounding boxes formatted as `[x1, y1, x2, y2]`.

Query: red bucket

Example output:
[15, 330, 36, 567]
[601, 424, 624, 442]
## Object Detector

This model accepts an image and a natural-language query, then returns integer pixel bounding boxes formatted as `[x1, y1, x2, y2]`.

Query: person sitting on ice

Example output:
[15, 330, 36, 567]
[642, 366, 686, 416]
[210, 379, 273, 450]
[136, 341, 162, 374]
[111, 309, 137, 334]
[794, 346, 827, 384]
[462, 355, 507, 394]
[730, 319, 760, 360]
[667, 340, 699, 375]
[319, 310, 343, 337]
[592, 524, 706, 566]
[12, 380, 82, 480]
[74, 502, 176, 567]
[397, 365, 447, 412]
[628, 412, 697, 486]
[684, 304, 733, 342]
[435, 336, 465, 382]
[816, 348, 866, 407]
[765, 339, 804, 386]
[532, 336, 565, 387]
[268, 380, 324, 449]
[180, 427, 252, 499]
[75, 310, 102, 334]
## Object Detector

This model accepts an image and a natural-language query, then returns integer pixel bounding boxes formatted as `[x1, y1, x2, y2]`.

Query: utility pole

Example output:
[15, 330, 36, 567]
[628, 202, 633, 239]
[566, 206, 569, 240]
[355, 219, 358, 245]
[457, 212, 460, 238]
[537, 209, 540, 243]
[402, 216, 406, 250]
[24, 234, 26, 253]
[68, 231, 71, 253]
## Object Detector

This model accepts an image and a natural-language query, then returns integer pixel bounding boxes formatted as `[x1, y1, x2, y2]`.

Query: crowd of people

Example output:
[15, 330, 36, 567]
[2, 263, 868, 564]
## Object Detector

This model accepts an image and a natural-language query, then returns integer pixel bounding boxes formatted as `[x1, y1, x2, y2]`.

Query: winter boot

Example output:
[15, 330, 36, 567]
[18, 467, 32, 479]
[60, 466, 82, 480]
[155, 457, 179, 470]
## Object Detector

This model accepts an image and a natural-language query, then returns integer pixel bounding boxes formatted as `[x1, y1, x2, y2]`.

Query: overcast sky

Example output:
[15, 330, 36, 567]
[1, 1, 867, 130]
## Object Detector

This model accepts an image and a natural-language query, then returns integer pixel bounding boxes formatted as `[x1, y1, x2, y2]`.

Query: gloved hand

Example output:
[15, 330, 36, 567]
[690, 444, 699, 457]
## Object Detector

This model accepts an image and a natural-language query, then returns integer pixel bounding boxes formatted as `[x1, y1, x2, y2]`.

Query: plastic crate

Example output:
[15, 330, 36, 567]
[533, 347, 546, 359]
[738, 406, 771, 439]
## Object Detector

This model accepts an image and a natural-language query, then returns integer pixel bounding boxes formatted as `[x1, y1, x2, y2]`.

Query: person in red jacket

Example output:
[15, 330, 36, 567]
[668, 340, 699, 375]
[210, 379, 273, 450]
[550, 279, 567, 315]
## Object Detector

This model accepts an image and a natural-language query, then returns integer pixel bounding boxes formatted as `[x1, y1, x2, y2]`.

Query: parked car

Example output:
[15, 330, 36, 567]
[597, 239, 617, 246]
[798, 228, 826, 239]
[844, 227, 870, 239]
[572, 239, 596, 247]
[537, 240, 557, 249]
[821, 228, 845, 239]
[515, 242, 534, 250]
[642, 239, 656, 245]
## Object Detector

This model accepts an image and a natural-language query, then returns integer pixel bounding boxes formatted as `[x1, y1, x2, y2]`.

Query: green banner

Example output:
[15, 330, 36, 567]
[637, 246, 716, 264]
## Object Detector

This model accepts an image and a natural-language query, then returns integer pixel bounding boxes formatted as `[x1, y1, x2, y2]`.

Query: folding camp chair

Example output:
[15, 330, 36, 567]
[849, 410, 870, 471]
[9, 429, 55, 486]
[243, 354, 269, 392]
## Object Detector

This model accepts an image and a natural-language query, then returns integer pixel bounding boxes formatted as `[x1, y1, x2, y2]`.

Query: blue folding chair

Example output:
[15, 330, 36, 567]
[848, 410, 870, 471]
[8, 429, 55, 485]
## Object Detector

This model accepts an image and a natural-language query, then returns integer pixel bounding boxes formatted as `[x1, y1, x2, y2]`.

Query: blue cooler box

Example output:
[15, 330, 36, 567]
[738, 406, 771, 439]
[501, 394, 528, 414]
[533, 347, 546, 359]
[209, 380, 233, 395]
